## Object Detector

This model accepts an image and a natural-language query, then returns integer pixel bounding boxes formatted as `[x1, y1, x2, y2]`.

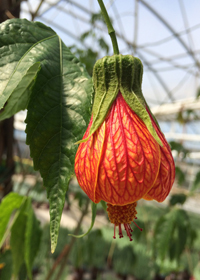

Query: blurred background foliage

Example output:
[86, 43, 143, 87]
[1, 153, 200, 279]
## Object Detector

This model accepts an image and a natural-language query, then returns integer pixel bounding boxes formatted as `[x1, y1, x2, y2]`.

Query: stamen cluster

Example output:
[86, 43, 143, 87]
[107, 202, 142, 241]
[107, 202, 137, 225]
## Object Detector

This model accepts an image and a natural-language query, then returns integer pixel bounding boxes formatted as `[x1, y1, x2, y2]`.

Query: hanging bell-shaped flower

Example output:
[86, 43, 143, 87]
[75, 55, 175, 240]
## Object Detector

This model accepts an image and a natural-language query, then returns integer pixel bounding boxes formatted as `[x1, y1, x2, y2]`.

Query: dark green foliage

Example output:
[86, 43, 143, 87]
[70, 235, 86, 269]
[169, 193, 187, 206]
[0, 250, 12, 280]
[10, 201, 28, 276]
[154, 208, 196, 263]
[0, 192, 25, 244]
[84, 229, 110, 269]
[27, 200, 200, 280]
[25, 200, 42, 279]
[113, 245, 136, 276]
[0, 62, 41, 120]
[175, 166, 186, 185]
[131, 251, 157, 280]
[0, 193, 41, 279]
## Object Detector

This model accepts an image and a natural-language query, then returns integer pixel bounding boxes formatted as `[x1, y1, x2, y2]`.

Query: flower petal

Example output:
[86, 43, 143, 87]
[75, 117, 105, 203]
[95, 93, 161, 205]
[143, 108, 175, 202]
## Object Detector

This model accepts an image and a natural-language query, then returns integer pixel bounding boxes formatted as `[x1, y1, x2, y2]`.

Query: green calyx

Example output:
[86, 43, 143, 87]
[77, 54, 162, 146]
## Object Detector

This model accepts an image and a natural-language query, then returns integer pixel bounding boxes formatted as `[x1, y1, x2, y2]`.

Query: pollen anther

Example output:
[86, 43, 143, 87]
[107, 202, 137, 225]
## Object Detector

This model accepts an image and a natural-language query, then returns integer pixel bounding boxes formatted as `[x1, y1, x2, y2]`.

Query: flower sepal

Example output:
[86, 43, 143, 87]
[76, 55, 162, 146]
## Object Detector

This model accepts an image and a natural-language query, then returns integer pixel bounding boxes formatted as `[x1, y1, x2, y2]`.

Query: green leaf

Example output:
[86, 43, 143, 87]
[24, 199, 42, 279]
[0, 19, 54, 110]
[10, 200, 28, 276]
[10, 197, 41, 278]
[69, 201, 97, 238]
[25, 38, 92, 252]
[0, 62, 41, 120]
[153, 211, 175, 260]
[0, 192, 25, 246]
[169, 209, 189, 262]
[176, 219, 188, 260]
[0, 18, 93, 252]
[113, 246, 136, 275]
[154, 208, 191, 262]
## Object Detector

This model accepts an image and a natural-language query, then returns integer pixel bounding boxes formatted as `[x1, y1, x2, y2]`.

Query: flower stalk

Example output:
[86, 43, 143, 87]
[97, 0, 119, 54]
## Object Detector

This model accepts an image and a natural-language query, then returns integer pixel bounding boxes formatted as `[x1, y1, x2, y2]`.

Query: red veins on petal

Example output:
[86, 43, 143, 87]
[74, 117, 105, 203]
[143, 107, 175, 202]
[75, 93, 173, 206]
[95, 93, 161, 205]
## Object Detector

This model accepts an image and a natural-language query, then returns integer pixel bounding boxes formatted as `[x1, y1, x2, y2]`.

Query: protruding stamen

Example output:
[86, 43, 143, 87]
[119, 224, 123, 238]
[127, 224, 133, 232]
[107, 202, 141, 241]
[113, 224, 116, 239]
[124, 224, 133, 241]
[133, 220, 143, 231]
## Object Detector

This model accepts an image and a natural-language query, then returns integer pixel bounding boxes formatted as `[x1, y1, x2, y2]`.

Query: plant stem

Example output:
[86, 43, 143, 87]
[45, 199, 90, 280]
[97, 0, 119, 55]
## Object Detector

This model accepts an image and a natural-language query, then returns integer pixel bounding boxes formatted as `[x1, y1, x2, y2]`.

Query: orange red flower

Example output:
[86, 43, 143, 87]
[75, 55, 175, 240]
